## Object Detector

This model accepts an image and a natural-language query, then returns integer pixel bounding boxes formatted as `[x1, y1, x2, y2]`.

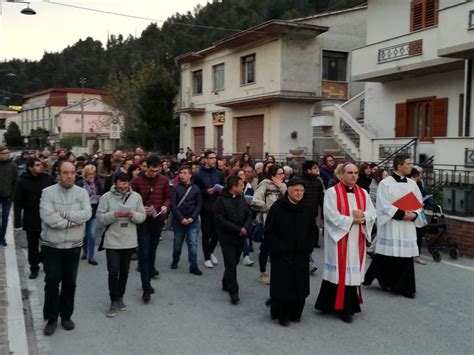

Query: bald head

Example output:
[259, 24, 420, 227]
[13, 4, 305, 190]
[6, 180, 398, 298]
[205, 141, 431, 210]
[341, 163, 358, 187]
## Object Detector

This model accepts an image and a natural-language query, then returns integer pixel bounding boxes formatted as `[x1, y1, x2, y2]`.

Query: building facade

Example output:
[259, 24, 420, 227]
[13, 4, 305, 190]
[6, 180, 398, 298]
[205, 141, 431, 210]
[176, 6, 367, 158]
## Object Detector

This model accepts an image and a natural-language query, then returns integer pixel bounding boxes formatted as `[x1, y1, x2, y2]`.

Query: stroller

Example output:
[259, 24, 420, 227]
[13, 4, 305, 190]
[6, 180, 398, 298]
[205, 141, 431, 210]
[424, 205, 459, 262]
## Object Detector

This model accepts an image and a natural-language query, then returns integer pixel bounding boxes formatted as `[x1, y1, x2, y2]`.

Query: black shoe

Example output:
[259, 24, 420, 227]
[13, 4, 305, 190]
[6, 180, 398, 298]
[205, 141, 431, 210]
[81, 253, 87, 260]
[402, 292, 415, 299]
[148, 286, 155, 294]
[29, 270, 39, 280]
[279, 319, 290, 327]
[230, 293, 240, 305]
[131, 252, 137, 261]
[61, 318, 75, 330]
[265, 298, 272, 308]
[142, 291, 151, 303]
[43, 319, 57, 336]
[290, 317, 301, 323]
[378, 280, 389, 291]
[88, 258, 98, 266]
[222, 284, 229, 292]
[152, 269, 159, 277]
[170, 261, 178, 269]
[0, 240, 7, 247]
[361, 280, 371, 286]
[315, 244, 321, 248]
[190, 267, 202, 275]
[340, 313, 353, 323]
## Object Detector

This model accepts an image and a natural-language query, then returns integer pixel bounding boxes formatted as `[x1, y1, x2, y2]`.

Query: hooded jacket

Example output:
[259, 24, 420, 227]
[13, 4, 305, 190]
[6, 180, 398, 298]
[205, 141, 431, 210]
[252, 179, 287, 223]
[40, 183, 92, 249]
[15, 171, 54, 231]
[96, 185, 146, 249]
[0, 158, 18, 198]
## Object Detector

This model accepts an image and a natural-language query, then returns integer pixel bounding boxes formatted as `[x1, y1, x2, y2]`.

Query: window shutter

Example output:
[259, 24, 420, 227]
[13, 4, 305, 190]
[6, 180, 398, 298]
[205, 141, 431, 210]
[432, 98, 448, 137]
[425, 0, 438, 27]
[411, 0, 424, 31]
[395, 102, 408, 137]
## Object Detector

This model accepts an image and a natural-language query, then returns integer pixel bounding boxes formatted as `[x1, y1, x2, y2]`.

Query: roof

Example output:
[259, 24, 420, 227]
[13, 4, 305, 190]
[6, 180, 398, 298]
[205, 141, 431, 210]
[175, 20, 328, 65]
[23, 87, 109, 99]
[215, 91, 323, 109]
[291, 3, 367, 23]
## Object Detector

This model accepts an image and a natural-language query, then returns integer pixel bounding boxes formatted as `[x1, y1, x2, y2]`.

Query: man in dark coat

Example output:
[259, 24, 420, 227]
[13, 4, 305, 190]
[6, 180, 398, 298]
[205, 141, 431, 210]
[15, 158, 54, 278]
[0, 145, 18, 247]
[264, 178, 315, 326]
[214, 176, 253, 305]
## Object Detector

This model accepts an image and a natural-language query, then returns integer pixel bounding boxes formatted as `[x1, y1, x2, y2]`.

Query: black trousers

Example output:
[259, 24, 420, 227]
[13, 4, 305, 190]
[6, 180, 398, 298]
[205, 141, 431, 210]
[259, 237, 271, 273]
[106, 248, 134, 302]
[42, 246, 81, 321]
[26, 230, 41, 272]
[221, 241, 243, 295]
[201, 209, 219, 261]
[137, 219, 164, 291]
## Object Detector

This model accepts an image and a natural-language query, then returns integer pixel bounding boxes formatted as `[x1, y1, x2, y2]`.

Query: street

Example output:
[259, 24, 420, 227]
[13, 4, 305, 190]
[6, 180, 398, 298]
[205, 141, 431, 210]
[16, 229, 474, 355]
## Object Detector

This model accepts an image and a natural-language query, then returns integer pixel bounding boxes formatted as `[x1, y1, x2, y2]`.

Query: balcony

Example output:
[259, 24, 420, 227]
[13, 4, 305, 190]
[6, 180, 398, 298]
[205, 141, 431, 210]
[352, 26, 462, 82]
[437, 2, 474, 59]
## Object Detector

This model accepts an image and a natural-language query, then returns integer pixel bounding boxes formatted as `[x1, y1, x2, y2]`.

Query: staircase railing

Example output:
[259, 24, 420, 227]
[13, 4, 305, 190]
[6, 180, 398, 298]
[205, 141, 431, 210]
[377, 138, 418, 168]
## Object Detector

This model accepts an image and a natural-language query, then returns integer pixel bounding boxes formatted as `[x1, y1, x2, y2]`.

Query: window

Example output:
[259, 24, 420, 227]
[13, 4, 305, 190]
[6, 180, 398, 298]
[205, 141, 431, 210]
[212, 63, 225, 91]
[241, 54, 255, 85]
[395, 97, 448, 141]
[322, 50, 348, 82]
[410, 0, 438, 32]
[192, 70, 203, 95]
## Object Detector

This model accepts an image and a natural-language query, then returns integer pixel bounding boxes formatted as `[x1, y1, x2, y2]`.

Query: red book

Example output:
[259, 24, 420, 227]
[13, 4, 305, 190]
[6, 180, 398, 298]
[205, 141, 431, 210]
[392, 192, 423, 211]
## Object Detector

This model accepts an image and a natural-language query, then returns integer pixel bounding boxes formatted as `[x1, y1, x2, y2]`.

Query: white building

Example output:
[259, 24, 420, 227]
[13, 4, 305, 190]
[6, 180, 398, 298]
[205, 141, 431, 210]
[176, 5, 367, 158]
[0, 105, 19, 145]
[334, 0, 474, 167]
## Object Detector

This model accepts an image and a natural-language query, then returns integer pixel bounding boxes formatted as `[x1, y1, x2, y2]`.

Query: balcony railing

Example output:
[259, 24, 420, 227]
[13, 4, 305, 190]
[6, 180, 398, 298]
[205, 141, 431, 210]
[378, 40, 423, 64]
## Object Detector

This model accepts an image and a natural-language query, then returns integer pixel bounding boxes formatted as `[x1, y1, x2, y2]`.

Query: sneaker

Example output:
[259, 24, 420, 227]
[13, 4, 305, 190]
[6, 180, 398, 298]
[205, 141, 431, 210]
[259, 272, 270, 285]
[117, 298, 127, 311]
[210, 254, 218, 265]
[142, 291, 151, 303]
[242, 256, 254, 266]
[88, 258, 98, 266]
[107, 301, 119, 318]
[43, 319, 57, 336]
[204, 260, 214, 268]
[190, 267, 203, 276]
[29, 270, 39, 279]
[60, 318, 75, 330]
[170, 261, 178, 269]
[309, 262, 318, 274]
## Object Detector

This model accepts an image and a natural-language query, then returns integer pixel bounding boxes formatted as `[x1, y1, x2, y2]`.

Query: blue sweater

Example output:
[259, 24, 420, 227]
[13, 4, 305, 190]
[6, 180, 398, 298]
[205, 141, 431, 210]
[171, 182, 202, 222]
[193, 166, 225, 211]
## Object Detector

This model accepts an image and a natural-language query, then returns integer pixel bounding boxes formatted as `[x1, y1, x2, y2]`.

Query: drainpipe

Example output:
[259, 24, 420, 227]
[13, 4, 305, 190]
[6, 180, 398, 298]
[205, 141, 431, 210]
[463, 59, 472, 136]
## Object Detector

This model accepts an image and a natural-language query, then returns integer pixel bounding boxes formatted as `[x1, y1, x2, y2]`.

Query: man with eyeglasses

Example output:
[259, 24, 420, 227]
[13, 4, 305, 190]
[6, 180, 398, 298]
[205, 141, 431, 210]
[0, 145, 17, 247]
[15, 158, 54, 278]
[131, 155, 171, 303]
[193, 150, 225, 269]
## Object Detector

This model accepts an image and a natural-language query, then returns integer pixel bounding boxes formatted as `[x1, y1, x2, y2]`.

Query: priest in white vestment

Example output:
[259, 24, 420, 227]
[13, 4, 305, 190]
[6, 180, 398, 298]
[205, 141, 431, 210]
[363, 155, 426, 298]
[315, 163, 376, 323]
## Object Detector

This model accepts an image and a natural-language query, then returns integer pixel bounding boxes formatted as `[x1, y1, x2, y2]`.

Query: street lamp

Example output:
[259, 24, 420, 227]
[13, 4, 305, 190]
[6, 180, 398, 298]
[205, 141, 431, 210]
[5, 0, 36, 15]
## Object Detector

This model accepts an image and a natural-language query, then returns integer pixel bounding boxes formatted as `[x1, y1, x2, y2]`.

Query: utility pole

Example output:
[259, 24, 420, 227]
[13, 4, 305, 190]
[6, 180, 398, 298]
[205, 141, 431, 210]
[79, 76, 86, 147]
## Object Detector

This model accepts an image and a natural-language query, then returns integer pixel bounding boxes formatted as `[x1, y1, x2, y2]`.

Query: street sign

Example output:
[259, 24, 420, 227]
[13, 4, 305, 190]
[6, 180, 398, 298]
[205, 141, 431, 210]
[109, 123, 121, 139]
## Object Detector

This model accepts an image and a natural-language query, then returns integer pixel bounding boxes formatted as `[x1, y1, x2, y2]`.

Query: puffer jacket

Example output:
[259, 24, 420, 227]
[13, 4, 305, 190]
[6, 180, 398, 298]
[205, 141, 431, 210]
[40, 183, 92, 249]
[252, 179, 287, 223]
[300, 172, 324, 218]
[193, 165, 225, 212]
[214, 190, 253, 246]
[96, 185, 146, 249]
[0, 159, 18, 198]
[131, 172, 171, 221]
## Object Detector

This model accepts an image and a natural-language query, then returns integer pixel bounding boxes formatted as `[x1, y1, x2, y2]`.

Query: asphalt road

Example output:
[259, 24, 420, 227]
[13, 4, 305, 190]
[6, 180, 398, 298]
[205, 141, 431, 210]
[18, 229, 474, 355]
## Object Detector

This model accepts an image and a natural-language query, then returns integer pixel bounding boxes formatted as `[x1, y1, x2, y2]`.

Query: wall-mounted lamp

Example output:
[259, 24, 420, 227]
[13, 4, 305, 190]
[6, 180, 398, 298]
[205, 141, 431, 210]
[290, 131, 297, 139]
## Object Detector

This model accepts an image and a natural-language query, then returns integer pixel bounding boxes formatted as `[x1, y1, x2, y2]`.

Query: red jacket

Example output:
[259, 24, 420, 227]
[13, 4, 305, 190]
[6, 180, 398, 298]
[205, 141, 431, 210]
[131, 173, 171, 221]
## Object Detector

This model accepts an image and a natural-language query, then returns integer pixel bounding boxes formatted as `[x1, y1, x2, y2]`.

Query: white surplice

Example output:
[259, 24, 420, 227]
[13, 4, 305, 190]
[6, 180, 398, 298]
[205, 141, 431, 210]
[375, 176, 426, 257]
[322, 187, 376, 286]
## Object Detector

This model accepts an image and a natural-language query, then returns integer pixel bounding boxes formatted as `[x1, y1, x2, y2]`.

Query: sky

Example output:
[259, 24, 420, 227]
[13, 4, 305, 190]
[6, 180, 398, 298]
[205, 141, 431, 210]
[0, 0, 208, 61]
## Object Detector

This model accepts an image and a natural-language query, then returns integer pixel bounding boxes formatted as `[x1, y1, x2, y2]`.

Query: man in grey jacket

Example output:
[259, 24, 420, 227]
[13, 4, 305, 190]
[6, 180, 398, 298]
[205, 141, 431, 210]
[39, 161, 92, 336]
[97, 172, 146, 316]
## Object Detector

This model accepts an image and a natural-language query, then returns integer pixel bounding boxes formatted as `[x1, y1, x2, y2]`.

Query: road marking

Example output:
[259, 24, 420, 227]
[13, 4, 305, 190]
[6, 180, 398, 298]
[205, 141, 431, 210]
[421, 255, 474, 271]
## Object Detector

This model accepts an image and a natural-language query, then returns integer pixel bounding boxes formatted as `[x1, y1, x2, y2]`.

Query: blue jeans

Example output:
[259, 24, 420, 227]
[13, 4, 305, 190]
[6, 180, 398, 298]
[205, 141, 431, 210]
[172, 219, 199, 269]
[83, 218, 97, 258]
[137, 219, 164, 291]
[243, 236, 250, 257]
[0, 197, 12, 243]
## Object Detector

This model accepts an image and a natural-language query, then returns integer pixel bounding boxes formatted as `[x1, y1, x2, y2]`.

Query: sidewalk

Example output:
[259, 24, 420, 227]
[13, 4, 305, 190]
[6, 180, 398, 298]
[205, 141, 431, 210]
[0, 210, 29, 355]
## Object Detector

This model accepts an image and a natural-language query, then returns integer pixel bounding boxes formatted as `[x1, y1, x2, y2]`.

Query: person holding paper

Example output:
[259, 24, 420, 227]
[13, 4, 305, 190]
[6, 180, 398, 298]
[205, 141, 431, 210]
[363, 155, 426, 299]
[96, 173, 146, 317]
[315, 163, 376, 323]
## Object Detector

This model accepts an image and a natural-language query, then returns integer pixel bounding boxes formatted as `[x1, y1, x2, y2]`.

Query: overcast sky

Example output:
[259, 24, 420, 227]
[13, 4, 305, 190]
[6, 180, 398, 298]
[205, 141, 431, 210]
[0, 0, 208, 61]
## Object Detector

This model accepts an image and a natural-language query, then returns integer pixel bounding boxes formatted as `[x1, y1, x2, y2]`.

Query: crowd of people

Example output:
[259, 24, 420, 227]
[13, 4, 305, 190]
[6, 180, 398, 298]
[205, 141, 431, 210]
[0, 144, 430, 334]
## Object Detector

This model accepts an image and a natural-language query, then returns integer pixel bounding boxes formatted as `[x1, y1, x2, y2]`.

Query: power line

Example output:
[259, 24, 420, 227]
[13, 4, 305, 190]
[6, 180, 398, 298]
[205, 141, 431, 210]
[46, 1, 250, 33]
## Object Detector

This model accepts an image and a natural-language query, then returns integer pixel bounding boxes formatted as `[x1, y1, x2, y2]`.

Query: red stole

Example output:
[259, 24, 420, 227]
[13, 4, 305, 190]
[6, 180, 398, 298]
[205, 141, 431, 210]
[334, 182, 366, 311]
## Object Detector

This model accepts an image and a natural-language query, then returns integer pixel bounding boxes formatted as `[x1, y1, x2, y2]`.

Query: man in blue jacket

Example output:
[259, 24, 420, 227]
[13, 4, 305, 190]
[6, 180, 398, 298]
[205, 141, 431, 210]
[170, 165, 203, 275]
[193, 150, 224, 269]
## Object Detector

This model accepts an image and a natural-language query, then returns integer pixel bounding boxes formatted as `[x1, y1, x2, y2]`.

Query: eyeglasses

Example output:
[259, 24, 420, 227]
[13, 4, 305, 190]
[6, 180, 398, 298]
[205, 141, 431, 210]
[149, 168, 160, 173]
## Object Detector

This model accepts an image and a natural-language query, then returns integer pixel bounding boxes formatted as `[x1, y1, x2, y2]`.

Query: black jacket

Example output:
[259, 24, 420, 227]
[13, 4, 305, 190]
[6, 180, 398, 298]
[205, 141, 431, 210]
[356, 174, 372, 193]
[194, 165, 225, 212]
[0, 159, 18, 198]
[300, 172, 324, 218]
[14, 171, 54, 231]
[264, 194, 315, 302]
[214, 190, 253, 246]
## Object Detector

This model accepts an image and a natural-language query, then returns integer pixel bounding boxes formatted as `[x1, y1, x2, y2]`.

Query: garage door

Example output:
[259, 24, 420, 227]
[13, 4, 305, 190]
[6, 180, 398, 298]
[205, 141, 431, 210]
[236, 115, 264, 157]
[193, 127, 205, 154]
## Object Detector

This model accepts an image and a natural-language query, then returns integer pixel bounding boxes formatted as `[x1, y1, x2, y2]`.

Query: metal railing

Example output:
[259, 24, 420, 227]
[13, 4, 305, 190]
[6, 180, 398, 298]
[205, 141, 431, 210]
[377, 138, 418, 168]
[378, 39, 423, 64]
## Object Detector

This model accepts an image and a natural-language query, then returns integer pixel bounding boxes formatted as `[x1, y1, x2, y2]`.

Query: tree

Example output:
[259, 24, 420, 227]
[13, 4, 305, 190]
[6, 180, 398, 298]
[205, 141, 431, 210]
[107, 61, 178, 153]
[29, 127, 49, 149]
[3, 121, 22, 148]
